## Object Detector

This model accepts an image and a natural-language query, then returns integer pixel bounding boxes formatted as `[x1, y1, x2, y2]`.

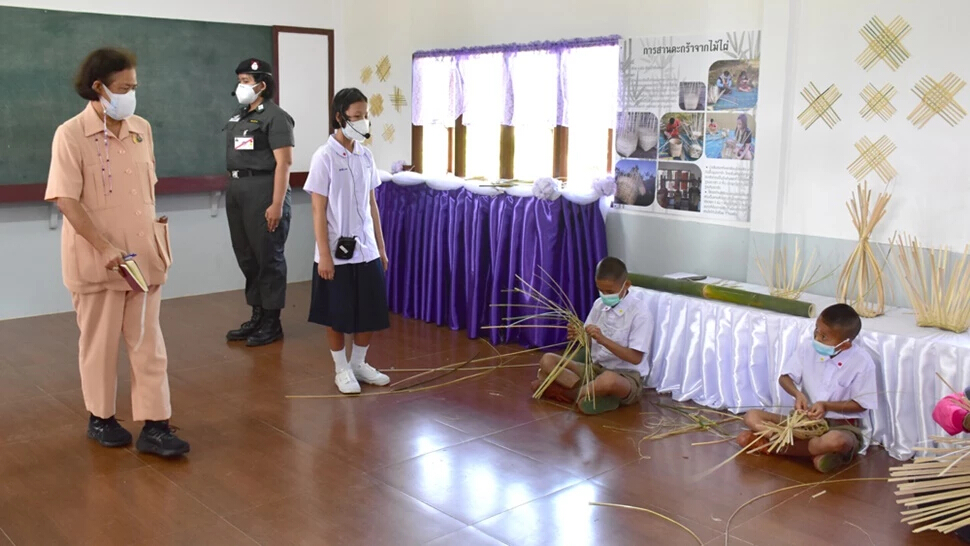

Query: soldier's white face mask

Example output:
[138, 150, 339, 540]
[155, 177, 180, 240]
[236, 83, 261, 105]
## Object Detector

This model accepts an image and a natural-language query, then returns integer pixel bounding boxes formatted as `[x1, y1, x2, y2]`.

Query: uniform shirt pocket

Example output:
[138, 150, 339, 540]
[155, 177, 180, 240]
[81, 166, 108, 210]
[141, 162, 157, 205]
[74, 233, 109, 284]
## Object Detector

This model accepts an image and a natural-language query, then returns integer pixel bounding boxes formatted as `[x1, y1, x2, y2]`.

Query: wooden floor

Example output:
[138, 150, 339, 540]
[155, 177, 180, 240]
[0, 283, 961, 546]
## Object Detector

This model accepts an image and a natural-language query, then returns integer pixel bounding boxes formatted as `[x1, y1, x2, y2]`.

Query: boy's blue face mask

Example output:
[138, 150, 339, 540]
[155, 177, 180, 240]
[599, 293, 621, 307]
[812, 338, 847, 357]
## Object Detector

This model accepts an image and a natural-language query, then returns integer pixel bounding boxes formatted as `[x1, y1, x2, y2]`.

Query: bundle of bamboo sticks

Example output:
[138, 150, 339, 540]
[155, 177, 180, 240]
[486, 270, 595, 404]
[754, 411, 830, 454]
[891, 437, 970, 534]
[837, 181, 891, 318]
[755, 239, 833, 300]
[890, 233, 970, 333]
[701, 411, 829, 478]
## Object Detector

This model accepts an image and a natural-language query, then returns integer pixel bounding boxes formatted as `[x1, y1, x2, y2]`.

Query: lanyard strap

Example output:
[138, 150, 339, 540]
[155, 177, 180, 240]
[95, 110, 113, 196]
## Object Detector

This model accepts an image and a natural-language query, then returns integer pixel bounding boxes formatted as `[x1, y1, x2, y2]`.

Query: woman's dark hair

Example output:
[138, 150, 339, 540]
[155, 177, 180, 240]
[331, 87, 369, 129]
[74, 48, 137, 101]
[251, 74, 276, 101]
[737, 114, 749, 131]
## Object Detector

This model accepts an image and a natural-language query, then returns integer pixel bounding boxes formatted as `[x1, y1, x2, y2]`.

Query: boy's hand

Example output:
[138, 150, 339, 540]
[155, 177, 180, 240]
[807, 402, 826, 420]
[794, 392, 810, 413]
[585, 325, 604, 343]
[567, 324, 580, 341]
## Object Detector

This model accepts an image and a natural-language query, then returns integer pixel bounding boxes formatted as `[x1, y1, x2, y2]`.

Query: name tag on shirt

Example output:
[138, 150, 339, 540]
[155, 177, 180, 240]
[228, 115, 241, 122]
[234, 137, 255, 151]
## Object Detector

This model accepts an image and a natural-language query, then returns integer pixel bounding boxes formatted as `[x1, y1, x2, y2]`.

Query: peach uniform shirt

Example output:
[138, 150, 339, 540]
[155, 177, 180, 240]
[45, 103, 172, 291]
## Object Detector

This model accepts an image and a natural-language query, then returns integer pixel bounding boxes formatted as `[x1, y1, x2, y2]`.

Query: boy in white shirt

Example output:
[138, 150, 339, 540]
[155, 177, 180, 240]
[303, 88, 391, 395]
[739, 303, 878, 473]
[531, 257, 653, 415]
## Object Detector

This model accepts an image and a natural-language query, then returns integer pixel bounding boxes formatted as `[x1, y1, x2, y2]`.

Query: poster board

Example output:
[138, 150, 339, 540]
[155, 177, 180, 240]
[614, 32, 761, 224]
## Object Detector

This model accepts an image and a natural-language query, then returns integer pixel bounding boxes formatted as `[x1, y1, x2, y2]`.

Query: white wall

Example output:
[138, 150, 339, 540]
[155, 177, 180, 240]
[0, 0, 338, 320]
[781, 0, 970, 250]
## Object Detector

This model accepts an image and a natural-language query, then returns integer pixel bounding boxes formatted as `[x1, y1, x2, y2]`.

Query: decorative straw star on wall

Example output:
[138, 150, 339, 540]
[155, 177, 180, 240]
[847, 135, 897, 183]
[856, 15, 911, 72]
[360, 66, 373, 85]
[376, 56, 391, 82]
[390, 86, 408, 112]
[908, 73, 967, 129]
[382, 124, 395, 143]
[859, 83, 897, 121]
[369, 94, 384, 117]
[797, 83, 842, 129]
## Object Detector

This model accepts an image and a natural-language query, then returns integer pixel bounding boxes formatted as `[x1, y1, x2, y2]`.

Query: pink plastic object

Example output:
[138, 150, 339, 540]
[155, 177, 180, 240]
[933, 393, 970, 436]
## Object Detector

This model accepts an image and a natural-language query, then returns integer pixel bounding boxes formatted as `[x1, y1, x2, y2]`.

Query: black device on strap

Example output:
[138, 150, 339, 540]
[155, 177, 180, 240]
[335, 236, 357, 260]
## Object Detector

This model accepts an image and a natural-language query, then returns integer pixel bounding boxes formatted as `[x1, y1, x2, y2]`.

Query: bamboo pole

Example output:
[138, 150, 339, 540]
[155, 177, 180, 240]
[628, 273, 816, 317]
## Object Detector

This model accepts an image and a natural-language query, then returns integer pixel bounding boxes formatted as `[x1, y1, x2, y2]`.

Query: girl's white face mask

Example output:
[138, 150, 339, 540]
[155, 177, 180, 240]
[342, 119, 370, 142]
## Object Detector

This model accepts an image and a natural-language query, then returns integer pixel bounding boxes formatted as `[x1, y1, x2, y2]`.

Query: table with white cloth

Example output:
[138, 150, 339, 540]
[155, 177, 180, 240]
[643, 276, 970, 460]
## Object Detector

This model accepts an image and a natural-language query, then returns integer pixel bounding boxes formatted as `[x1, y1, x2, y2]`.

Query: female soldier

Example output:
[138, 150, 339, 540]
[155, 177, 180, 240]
[45, 48, 189, 457]
[304, 88, 390, 394]
[224, 58, 295, 346]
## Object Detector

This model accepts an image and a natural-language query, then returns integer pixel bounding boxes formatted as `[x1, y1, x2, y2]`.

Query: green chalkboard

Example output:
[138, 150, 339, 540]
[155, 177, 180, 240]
[0, 6, 272, 185]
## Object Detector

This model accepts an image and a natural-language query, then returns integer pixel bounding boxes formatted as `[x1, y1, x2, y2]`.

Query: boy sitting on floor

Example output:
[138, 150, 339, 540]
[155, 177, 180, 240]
[530, 257, 653, 415]
[739, 303, 878, 473]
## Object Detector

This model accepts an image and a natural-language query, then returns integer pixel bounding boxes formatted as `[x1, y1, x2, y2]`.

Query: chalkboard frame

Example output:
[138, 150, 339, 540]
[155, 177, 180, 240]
[0, 20, 334, 205]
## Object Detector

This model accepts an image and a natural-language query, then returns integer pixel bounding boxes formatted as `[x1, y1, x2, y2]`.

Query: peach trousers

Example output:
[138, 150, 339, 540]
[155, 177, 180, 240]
[71, 286, 171, 421]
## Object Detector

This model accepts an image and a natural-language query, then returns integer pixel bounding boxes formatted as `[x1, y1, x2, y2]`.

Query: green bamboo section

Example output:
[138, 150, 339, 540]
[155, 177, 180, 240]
[628, 274, 816, 318]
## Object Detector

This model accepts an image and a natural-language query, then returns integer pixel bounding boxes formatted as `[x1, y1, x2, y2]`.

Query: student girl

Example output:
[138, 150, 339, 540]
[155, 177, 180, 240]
[303, 88, 391, 394]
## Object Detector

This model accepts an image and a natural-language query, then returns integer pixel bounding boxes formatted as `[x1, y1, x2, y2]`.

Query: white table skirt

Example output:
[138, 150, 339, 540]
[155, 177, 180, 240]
[642, 278, 970, 460]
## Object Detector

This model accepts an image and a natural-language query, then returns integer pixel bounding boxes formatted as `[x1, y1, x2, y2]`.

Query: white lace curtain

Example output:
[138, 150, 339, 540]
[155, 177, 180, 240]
[411, 38, 619, 129]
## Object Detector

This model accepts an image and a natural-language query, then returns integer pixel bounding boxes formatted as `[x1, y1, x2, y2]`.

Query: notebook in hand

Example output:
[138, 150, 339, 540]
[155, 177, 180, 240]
[119, 259, 148, 292]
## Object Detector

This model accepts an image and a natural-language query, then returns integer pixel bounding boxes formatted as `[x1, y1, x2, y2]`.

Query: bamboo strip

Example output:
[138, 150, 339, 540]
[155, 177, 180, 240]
[590, 502, 703, 545]
[724, 478, 889, 545]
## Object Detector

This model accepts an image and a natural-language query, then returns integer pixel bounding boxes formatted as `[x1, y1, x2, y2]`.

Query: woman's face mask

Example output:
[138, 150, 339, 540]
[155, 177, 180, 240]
[100, 86, 137, 120]
[235, 82, 262, 105]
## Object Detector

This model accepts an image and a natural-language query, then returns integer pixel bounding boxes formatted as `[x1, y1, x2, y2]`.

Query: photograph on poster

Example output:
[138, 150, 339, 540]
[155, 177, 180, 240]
[615, 112, 659, 159]
[614, 159, 657, 207]
[705, 112, 756, 160]
[679, 81, 707, 111]
[659, 112, 705, 161]
[657, 161, 702, 212]
[708, 59, 760, 110]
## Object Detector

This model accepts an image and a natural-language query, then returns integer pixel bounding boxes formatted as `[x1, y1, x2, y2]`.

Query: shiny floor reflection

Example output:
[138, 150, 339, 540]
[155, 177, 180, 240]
[0, 284, 960, 545]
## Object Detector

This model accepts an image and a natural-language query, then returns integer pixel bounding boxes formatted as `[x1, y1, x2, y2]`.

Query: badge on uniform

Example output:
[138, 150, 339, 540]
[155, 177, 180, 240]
[228, 115, 241, 123]
[234, 137, 255, 150]
[133, 134, 143, 143]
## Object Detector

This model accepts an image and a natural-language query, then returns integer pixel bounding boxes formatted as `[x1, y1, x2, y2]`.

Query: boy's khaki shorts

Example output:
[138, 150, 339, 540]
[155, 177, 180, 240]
[577, 362, 644, 406]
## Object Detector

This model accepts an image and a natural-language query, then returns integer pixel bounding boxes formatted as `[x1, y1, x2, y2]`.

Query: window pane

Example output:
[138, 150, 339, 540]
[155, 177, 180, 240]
[513, 125, 554, 180]
[465, 124, 501, 180]
[566, 125, 610, 188]
[509, 51, 559, 127]
[421, 124, 449, 175]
